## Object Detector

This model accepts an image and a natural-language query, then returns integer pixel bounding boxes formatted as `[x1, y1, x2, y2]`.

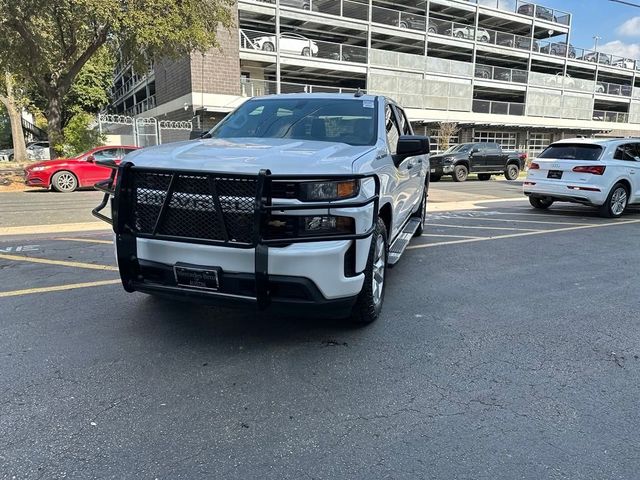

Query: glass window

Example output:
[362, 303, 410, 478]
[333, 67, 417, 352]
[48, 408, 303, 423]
[385, 105, 400, 155]
[92, 148, 120, 161]
[613, 143, 640, 161]
[394, 107, 412, 136]
[210, 98, 377, 146]
[473, 131, 517, 150]
[538, 144, 603, 160]
[528, 133, 551, 159]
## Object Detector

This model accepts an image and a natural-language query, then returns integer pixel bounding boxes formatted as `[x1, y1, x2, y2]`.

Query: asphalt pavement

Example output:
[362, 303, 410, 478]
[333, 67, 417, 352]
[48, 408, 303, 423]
[1, 182, 640, 479]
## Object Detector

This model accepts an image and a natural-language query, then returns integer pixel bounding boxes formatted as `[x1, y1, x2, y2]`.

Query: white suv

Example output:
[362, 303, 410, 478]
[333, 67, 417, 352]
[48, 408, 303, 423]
[524, 138, 640, 217]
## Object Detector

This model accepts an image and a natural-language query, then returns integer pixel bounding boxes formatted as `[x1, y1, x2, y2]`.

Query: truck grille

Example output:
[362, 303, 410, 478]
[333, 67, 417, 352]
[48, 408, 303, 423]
[130, 170, 258, 244]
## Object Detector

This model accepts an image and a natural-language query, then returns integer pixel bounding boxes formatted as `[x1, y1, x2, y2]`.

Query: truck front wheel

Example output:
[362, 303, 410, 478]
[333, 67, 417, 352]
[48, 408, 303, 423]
[351, 218, 388, 325]
[452, 165, 468, 182]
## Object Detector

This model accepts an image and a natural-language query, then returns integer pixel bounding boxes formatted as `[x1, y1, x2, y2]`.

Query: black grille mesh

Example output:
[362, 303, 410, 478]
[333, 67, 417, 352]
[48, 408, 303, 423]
[130, 170, 258, 244]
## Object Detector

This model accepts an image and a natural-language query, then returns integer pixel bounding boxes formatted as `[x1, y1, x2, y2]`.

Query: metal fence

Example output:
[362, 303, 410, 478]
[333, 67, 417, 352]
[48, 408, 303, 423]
[98, 114, 193, 147]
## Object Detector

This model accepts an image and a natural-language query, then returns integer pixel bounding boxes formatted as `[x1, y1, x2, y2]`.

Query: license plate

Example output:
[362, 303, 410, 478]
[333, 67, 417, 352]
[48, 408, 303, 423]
[174, 264, 220, 291]
[430, 169, 436, 173]
[547, 170, 563, 179]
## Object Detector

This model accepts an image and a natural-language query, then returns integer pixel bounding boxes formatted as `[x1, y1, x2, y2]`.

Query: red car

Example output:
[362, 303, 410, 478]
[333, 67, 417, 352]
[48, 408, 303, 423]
[24, 145, 138, 192]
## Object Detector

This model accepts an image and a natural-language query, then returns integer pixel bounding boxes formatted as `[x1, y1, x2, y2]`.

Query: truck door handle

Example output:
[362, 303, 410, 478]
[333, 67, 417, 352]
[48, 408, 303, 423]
[631, 170, 636, 174]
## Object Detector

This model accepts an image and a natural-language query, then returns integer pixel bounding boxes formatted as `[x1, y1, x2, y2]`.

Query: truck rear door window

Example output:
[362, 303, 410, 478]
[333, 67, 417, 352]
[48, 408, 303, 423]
[538, 144, 603, 161]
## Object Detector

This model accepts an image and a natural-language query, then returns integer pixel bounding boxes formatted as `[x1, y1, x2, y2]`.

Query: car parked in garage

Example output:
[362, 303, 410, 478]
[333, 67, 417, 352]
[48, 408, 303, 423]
[517, 3, 556, 22]
[24, 145, 138, 192]
[540, 42, 576, 58]
[253, 32, 319, 56]
[444, 25, 491, 42]
[524, 138, 640, 217]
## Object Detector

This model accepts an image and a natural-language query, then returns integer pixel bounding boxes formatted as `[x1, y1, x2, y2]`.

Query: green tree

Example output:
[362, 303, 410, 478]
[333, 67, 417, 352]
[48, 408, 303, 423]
[0, 0, 234, 156]
[0, 72, 27, 161]
[63, 111, 104, 156]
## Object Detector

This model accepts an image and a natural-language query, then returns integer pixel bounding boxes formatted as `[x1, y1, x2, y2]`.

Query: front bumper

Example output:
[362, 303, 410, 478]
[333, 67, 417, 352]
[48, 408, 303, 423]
[94, 162, 380, 311]
[24, 171, 49, 187]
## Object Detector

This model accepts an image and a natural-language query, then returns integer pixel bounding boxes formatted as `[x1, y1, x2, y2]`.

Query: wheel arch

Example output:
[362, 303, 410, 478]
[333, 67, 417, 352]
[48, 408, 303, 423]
[378, 202, 392, 238]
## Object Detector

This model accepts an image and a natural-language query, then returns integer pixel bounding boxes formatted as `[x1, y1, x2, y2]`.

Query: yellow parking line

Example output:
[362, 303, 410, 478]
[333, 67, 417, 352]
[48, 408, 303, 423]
[0, 280, 121, 298]
[0, 253, 118, 271]
[409, 218, 640, 250]
[57, 237, 113, 245]
[0, 222, 109, 236]
[428, 223, 538, 232]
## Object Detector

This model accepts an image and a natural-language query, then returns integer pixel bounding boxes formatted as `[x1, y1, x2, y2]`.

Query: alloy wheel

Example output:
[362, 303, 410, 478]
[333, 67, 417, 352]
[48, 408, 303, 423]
[611, 187, 627, 216]
[372, 236, 385, 306]
[56, 173, 77, 192]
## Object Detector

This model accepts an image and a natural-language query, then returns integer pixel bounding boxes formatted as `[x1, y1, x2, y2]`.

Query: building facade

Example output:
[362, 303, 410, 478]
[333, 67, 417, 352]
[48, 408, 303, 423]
[109, 0, 640, 156]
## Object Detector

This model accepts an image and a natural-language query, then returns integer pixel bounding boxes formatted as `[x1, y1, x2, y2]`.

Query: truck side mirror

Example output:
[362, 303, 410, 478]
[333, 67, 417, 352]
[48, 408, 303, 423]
[471, 147, 480, 154]
[189, 130, 206, 140]
[396, 135, 430, 158]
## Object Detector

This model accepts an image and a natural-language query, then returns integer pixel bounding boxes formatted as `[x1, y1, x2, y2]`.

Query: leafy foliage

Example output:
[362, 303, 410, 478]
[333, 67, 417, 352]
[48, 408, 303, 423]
[62, 111, 103, 156]
[0, 0, 235, 150]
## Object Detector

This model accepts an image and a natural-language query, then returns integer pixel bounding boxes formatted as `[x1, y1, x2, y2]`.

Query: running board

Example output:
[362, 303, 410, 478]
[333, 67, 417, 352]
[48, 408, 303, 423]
[387, 218, 421, 267]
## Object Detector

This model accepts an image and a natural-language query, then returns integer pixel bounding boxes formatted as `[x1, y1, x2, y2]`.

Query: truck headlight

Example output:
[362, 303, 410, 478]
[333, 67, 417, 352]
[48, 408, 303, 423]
[443, 157, 454, 163]
[299, 180, 359, 201]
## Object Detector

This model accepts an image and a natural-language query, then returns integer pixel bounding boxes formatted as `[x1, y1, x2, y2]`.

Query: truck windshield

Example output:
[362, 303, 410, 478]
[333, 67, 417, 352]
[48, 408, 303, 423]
[538, 144, 603, 160]
[209, 98, 377, 146]
[445, 144, 471, 153]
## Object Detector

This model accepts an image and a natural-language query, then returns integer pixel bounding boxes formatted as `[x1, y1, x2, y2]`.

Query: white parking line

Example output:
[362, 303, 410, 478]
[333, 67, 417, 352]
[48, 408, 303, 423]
[427, 223, 538, 232]
[409, 218, 640, 250]
[453, 217, 592, 226]
[421, 234, 482, 239]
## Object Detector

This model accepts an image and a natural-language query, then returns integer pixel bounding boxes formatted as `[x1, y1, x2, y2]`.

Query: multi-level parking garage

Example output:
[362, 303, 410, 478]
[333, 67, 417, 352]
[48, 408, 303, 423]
[109, 0, 640, 156]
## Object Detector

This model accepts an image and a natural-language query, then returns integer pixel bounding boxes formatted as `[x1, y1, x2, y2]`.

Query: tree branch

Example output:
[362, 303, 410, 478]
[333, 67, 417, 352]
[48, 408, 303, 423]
[58, 26, 109, 93]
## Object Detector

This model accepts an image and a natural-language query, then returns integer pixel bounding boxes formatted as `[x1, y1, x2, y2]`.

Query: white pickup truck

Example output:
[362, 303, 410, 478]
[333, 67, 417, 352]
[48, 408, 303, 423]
[94, 93, 430, 324]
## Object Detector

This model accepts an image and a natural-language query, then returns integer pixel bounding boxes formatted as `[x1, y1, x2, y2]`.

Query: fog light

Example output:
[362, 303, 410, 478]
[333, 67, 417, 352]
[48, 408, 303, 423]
[300, 216, 354, 236]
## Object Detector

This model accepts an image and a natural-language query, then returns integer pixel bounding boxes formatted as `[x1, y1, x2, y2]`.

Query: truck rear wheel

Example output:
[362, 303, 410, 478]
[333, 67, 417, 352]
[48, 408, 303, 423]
[351, 218, 387, 325]
[505, 164, 520, 180]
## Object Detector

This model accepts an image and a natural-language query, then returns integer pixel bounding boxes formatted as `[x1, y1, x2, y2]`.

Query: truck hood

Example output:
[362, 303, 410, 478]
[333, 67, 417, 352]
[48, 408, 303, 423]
[125, 138, 375, 174]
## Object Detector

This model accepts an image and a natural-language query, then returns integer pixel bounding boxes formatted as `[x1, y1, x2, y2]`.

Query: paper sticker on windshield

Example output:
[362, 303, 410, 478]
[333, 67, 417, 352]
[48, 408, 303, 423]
[363, 100, 374, 108]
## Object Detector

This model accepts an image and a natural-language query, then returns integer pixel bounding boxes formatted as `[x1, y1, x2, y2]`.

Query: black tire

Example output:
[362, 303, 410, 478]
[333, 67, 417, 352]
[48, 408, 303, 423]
[302, 3, 310, 9]
[8, 153, 14, 161]
[529, 196, 553, 209]
[455, 31, 465, 38]
[505, 163, 520, 181]
[412, 185, 428, 237]
[301, 46, 311, 56]
[399, 21, 408, 29]
[549, 48, 557, 56]
[452, 164, 468, 182]
[350, 218, 387, 325]
[478, 173, 491, 181]
[429, 174, 441, 182]
[478, 69, 490, 79]
[262, 42, 275, 52]
[598, 183, 629, 218]
[428, 27, 437, 34]
[51, 170, 78, 192]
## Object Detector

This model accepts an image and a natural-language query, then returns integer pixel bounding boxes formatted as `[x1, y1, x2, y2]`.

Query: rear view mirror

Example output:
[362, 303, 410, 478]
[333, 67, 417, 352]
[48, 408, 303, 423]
[396, 135, 430, 158]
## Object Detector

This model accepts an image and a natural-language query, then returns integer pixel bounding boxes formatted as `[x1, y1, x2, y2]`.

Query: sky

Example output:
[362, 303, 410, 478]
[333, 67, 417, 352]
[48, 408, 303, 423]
[481, 0, 640, 58]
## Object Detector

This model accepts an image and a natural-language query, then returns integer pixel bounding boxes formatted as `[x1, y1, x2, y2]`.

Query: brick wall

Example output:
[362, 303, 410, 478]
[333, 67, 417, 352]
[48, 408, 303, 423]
[190, 4, 241, 96]
[154, 57, 192, 105]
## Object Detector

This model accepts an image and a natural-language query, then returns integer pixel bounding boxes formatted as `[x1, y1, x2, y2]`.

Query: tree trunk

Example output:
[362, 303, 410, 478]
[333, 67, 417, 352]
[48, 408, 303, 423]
[0, 73, 27, 162]
[45, 91, 64, 159]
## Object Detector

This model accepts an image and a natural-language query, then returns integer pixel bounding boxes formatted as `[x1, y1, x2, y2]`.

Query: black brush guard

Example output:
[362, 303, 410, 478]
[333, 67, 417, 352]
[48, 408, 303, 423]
[93, 161, 380, 309]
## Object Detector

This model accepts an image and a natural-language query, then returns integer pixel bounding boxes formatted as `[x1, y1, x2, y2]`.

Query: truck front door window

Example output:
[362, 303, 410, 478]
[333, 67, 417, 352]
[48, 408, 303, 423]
[385, 105, 400, 155]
